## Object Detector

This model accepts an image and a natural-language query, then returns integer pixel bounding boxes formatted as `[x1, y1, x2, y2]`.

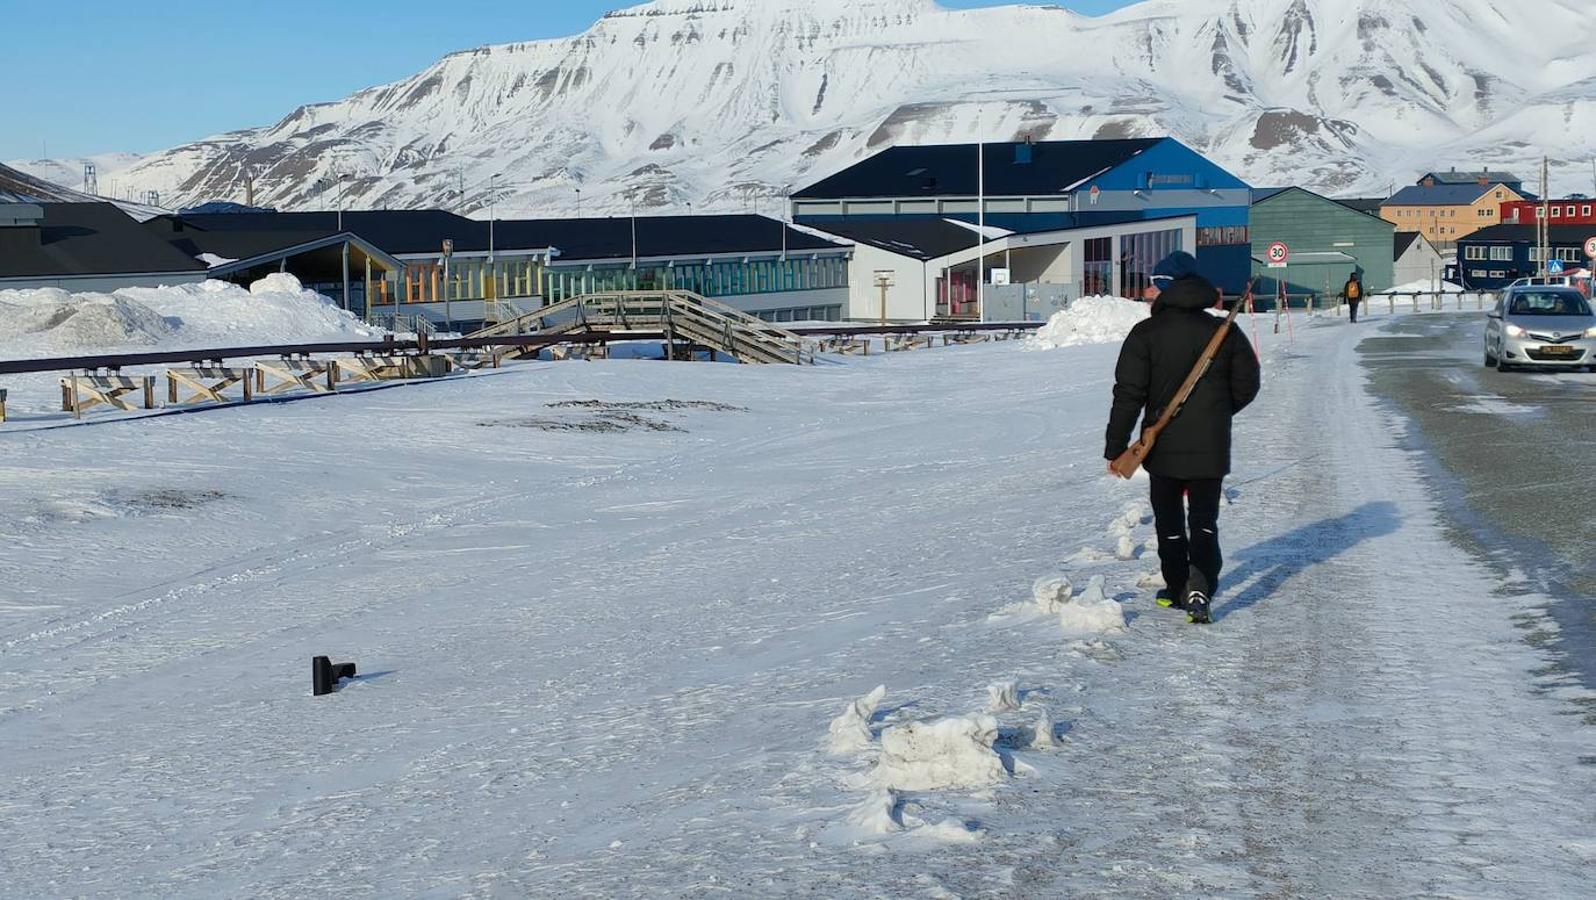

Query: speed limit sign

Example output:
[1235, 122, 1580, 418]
[1584, 236, 1596, 259]
[1266, 241, 1290, 268]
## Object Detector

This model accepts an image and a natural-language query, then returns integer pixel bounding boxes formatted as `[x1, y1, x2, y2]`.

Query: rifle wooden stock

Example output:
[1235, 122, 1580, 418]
[1110, 284, 1250, 479]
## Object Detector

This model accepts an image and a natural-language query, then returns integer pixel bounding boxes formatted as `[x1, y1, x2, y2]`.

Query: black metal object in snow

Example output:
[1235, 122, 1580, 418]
[312, 655, 358, 696]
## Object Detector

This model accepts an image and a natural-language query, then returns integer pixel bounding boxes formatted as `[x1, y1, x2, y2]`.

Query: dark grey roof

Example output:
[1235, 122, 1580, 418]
[0, 202, 208, 279]
[151, 210, 842, 260]
[152, 209, 489, 255]
[1385, 184, 1500, 207]
[1394, 232, 1421, 260]
[493, 214, 845, 261]
[805, 219, 984, 260]
[1335, 197, 1386, 215]
[1251, 187, 1291, 203]
[808, 212, 1198, 261]
[1420, 169, 1523, 186]
[794, 138, 1165, 200]
[1461, 223, 1596, 243]
[151, 223, 343, 263]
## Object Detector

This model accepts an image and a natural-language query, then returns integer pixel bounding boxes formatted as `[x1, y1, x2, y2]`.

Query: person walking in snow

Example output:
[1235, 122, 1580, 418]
[1104, 251, 1261, 624]
[1342, 271, 1363, 323]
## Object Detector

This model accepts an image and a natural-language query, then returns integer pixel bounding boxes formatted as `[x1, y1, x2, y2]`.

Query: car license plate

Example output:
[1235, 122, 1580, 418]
[1538, 345, 1576, 356]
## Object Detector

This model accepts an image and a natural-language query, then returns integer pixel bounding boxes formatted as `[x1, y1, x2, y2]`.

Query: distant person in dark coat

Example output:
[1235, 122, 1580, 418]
[1105, 251, 1262, 624]
[1342, 271, 1364, 323]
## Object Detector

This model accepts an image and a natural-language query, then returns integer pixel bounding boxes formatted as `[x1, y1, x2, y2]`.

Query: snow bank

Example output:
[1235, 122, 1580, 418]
[1023, 295, 1149, 350]
[1376, 279, 1465, 294]
[1058, 575, 1127, 634]
[875, 715, 1007, 791]
[0, 274, 381, 360]
[828, 685, 887, 755]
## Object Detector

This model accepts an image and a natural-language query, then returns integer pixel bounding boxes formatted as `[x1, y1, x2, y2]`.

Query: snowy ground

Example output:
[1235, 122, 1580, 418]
[1, 313, 1592, 897]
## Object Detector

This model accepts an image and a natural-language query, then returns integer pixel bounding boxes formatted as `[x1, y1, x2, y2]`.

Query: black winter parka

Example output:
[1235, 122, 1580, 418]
[1103, 276, 1261, 479]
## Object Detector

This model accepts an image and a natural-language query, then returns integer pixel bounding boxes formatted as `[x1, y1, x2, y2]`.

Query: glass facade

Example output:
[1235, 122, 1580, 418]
[1119, 228, 1185, 299]
[391, 254, 849, 306]
[541, 255, 848, 303]
[1083, 237, 1112, 297]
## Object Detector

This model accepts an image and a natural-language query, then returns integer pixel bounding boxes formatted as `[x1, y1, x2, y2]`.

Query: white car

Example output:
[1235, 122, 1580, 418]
[1484, 286, 1596, 372]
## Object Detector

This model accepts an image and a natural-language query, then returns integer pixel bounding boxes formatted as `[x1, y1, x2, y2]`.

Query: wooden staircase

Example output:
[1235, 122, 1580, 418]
[468, 290, 816, 365]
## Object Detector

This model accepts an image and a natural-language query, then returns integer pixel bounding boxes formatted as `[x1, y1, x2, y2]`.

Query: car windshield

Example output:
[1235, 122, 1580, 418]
[1508, 292, 1593, 316]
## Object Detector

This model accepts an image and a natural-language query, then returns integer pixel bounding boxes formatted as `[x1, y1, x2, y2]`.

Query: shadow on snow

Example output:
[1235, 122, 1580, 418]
[1219, 501, 1401, 621]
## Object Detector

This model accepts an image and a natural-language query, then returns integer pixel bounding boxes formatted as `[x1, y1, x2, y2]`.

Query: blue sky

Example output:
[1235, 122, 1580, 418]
[4, 0, 1136, 161]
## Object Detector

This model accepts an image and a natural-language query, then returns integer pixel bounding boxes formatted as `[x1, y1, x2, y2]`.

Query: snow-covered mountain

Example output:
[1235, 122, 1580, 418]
[13, 0, 1596, 217]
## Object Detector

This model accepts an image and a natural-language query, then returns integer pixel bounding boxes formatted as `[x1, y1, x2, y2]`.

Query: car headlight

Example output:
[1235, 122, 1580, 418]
[1586, 326, 1596, 338]
[1504, 324, 1526, 337]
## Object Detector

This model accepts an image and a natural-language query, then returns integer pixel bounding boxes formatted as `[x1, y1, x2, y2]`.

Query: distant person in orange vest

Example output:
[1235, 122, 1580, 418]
[1342, 271, 1363, 323]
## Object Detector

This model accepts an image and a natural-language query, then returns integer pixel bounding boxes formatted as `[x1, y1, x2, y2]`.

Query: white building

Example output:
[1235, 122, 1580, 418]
[810, 215, 1197, 322]
[1393, 231, 1445, 288]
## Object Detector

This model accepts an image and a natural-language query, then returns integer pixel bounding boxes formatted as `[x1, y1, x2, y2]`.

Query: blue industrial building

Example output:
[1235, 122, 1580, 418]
[792, 137, 1253, 294]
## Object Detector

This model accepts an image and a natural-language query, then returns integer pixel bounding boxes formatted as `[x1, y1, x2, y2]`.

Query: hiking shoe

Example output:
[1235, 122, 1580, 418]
[1155, 588, 1185, 610]
[1184, 589, 1212, 625]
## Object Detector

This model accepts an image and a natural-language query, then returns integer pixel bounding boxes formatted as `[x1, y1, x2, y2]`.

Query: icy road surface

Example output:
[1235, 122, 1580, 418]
[0, 318, 1591, 897]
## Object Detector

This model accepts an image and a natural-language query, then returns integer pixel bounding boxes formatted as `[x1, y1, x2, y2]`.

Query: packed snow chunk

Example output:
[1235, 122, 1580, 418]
[985, 680, 1021, 713]
[1031, 706, 1059, 749]
[248, 272, 308, 296]
[920, 818, 985, 843]
[828, 684, 887, 755]
[875, 715, 1007, 791]
[1031, 574, 1072, 614]
[1023, 295, 1150, 350]
[846, 789, 903, 835]
[1058, 575, 1127, 635]
[1115, 533, 1138, 561]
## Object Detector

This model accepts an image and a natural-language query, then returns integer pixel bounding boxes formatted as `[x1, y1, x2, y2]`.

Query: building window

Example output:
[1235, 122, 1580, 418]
[1585, 205, 1593, 217]
[1551, 207, 1561, 218]
[1083, 237, 1112, 296]
[1120, 228, 1185, 299]
[1557, 247, 1581, 262]
[1464, 246, 1486, 261]
[1196, 226, 1249, 247]
[1489, 246, 1512, 261]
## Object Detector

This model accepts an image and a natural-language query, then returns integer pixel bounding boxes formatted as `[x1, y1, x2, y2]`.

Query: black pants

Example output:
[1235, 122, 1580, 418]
[1349, 300, 1361, 323]
[1149, 475, 1224, 599]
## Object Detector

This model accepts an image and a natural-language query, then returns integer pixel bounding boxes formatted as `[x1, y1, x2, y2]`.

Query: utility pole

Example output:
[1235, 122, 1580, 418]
[874, 270, 895, 325]
[1532, 157, 1544, 277]
[575, 187, 582, 218]
[976, 141, 986, 320]
[83, 163, 97, 195]
[489, 174, 498, 302]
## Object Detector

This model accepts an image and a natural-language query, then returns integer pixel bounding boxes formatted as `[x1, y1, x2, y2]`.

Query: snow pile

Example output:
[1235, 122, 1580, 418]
[846, 790, 904, 835]
[1376, 279, 1465, 294]
[844, 790, 983, 843]
[828, 685, 886, 755]
[1031, 707, 1059, 749]
[1031, 574, 1073, 615]
[985, 681, 1021, 713]
[1058, 575, 1127, 635]
[1023, 295, 1149, 350]
[0, 274, 381, 360]
[874, 715, 1007, 791]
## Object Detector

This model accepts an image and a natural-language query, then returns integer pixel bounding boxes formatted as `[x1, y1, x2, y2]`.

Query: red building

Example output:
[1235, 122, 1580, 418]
[1501, 198, 1596, 226]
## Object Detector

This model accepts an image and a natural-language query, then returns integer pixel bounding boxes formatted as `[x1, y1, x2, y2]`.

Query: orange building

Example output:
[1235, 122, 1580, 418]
[1379, 182, 1523, 246]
